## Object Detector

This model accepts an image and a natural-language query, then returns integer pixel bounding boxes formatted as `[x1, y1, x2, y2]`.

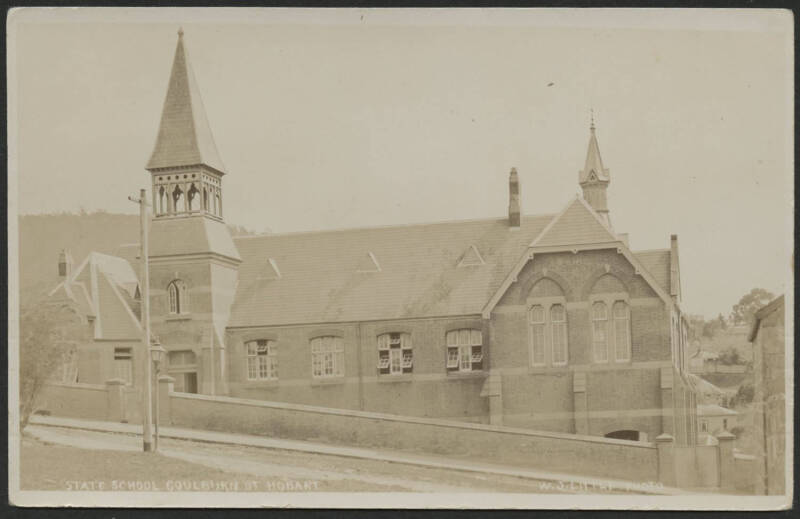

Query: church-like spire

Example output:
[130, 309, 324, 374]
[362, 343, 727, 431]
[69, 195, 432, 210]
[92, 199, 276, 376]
[146, 29, 226, 175]
[578, 114, 611, 226]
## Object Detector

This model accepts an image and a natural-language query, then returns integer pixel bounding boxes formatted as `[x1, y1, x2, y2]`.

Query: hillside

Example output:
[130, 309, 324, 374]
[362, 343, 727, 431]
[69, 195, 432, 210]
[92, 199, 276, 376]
[17, 212, 257, 305]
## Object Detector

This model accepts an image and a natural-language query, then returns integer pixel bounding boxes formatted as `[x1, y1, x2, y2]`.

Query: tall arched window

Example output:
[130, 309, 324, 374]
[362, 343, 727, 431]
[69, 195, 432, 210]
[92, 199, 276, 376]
[158, 186, 167, 215]
[203, 188, 209, 211]
[550, 304, 568, 366]
[613, 301, 631, 362]
[529, 305, 546, 366]
[592, 302, 609, 362]
[167, 280, 187, 314]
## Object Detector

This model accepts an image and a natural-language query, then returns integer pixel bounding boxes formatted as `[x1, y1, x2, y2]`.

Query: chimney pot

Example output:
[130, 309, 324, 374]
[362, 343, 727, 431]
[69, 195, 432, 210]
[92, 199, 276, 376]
[508, 168, 521, 228]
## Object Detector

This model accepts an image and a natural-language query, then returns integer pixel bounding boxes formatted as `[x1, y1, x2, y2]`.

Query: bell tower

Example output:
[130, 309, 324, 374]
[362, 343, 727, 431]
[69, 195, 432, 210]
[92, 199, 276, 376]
[145, 29, 240, 396]
[578, 114, 612, 227]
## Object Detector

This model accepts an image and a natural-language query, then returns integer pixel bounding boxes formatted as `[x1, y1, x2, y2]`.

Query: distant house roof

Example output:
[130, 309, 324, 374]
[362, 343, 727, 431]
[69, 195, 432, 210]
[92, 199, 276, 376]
[227, 214, 553, 328]
[749, 294, 785, 341]
[697, 404, 738, 417]
[49, 252, 142, 341]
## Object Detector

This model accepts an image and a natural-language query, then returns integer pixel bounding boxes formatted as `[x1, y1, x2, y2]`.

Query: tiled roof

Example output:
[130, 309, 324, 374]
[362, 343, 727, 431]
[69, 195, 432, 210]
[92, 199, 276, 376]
[149, 217, 241, 261]
[531, 197, 618, 248]
[146, 33, 226, 174]
[227, 214, 553, 327]
[633, 249, 671, 294]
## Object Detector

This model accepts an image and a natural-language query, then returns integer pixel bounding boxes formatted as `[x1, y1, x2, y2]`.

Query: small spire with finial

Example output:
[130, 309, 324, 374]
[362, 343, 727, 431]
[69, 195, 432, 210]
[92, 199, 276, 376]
[178, 27, 184, 38]
[590, 108, 596, 132]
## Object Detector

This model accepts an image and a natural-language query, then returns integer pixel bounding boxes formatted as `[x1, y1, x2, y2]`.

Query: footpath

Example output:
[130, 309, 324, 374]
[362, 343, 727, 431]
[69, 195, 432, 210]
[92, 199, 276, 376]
[27, 414, 689, 495]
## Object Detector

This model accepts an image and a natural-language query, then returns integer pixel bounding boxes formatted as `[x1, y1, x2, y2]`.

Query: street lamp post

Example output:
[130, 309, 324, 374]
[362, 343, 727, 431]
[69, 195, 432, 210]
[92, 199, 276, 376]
[150, 339, 166, 452]
[129, 188, 153, 452]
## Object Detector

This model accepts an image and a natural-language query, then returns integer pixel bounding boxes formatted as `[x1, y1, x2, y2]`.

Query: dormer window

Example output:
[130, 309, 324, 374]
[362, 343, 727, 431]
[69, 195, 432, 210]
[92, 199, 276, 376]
[167, 280, 188, 314]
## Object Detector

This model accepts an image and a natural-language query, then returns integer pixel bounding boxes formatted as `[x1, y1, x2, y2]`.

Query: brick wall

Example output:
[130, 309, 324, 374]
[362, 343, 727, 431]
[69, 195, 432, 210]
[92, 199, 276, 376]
[166, 390, 660, 483]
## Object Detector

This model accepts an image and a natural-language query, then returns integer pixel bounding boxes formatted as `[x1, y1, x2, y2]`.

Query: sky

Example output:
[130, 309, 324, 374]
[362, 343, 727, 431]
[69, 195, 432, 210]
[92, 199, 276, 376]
[9, 8, 793, 318]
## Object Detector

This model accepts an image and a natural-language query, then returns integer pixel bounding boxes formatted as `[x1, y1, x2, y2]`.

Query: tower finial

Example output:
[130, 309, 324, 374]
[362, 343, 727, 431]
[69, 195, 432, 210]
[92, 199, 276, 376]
[590, 108, 595, 132]
[178, 27, 184, 38]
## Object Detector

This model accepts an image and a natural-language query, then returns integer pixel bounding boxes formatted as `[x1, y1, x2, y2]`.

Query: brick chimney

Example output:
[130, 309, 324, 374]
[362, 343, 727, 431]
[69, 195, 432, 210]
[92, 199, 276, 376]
[58, 249, 73, 278]
[508, 167, 520, 229]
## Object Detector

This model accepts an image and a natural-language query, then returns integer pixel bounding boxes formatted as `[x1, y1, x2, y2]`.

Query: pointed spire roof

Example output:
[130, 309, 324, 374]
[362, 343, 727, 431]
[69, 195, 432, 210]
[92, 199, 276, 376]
[146, 30, 227, 174]
[578, 119, 609, 184]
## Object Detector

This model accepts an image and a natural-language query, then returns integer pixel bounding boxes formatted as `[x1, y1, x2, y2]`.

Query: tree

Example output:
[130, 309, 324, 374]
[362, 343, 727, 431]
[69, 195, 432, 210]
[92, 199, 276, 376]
[731, 288, 776, 326]
[19, 297, 88, 430]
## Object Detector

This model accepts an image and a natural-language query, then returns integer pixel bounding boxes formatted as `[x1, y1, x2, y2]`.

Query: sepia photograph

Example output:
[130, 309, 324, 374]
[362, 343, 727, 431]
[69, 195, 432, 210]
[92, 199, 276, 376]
[6, 7, 793, 509]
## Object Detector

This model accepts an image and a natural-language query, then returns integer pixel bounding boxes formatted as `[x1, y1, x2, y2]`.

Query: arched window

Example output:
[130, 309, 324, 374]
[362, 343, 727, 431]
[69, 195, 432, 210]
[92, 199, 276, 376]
[173, 185, 185, 213]
[613, 301, 631, 362]
[245, 340, 277, 380]
[187, 184, 199, 212]
[215, 193, 222, 217]
[377, 332, 412, 375]
[445, 329, 483, 373]
[158, 186, 167, 215]
[203, 187, 209, 211]
[592, 302, 609, 362]
[167, 280, 187, 314]
[529, 305, 546, 366]
[310, 336, 344, 378]
[550, 304, 568, 366]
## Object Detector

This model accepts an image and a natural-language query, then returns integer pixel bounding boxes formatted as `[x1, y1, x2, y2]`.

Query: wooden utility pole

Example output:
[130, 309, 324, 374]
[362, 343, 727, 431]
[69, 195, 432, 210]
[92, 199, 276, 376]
[129, 188, 153, 452]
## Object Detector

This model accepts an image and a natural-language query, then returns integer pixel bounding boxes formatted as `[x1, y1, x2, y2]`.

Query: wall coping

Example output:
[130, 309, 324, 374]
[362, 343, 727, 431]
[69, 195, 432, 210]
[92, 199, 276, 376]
[171, 392, 656, 450]
[44, 381, 107, 392]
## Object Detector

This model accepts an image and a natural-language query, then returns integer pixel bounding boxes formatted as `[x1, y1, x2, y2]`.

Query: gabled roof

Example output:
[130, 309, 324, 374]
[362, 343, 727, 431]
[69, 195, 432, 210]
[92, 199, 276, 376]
[634, 249, 671, 295]
[749, 294, 785, 341]
[227, 214, 552, 327]
[530, 195, 619, 248]
[48, 252, 142, 340]
[146, 31, 226, 174]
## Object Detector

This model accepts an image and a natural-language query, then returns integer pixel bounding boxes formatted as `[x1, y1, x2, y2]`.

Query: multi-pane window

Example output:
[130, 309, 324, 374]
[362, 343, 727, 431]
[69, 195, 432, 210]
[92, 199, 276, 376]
[113, 348, 133, 385]
[550, 305, 568, 366]
[529, 305, 546, 366]
[445, 329, 483, 373]
[377, 333, 413, 375]
[167, 280, 187, 314]
[613, 301, 631, 362]
[592, 302, 609, 363]
[311, 336, 344, 378]
[246, 340, 277, 380]
[529, 304, 568, 366]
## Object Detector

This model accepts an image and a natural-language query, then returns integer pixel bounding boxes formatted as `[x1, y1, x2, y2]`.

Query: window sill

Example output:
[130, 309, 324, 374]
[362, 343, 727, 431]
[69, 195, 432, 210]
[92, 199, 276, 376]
[241, 379, 280, 388]
[377, 374, 414, 383]
[165, 314, 192, 322]
[311, 377, 346, 386]
[528, 365, 571, 375]
[446, 371, 488, 380]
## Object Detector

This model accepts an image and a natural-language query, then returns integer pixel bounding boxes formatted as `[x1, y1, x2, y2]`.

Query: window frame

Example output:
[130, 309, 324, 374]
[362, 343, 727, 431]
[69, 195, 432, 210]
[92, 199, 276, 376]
[445, 329, 483, 373]
[550, 304, 568, 367]
[245, 339, 278, 381]
[592, 301, 609, 363]
[113, 347, 133, 385]
[612, 300, 631, 363]
[167, 280, 188, 315]
[310, 336, 345, 379]
[377, 332, 413, 376]
[528, 298, 569, 367]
